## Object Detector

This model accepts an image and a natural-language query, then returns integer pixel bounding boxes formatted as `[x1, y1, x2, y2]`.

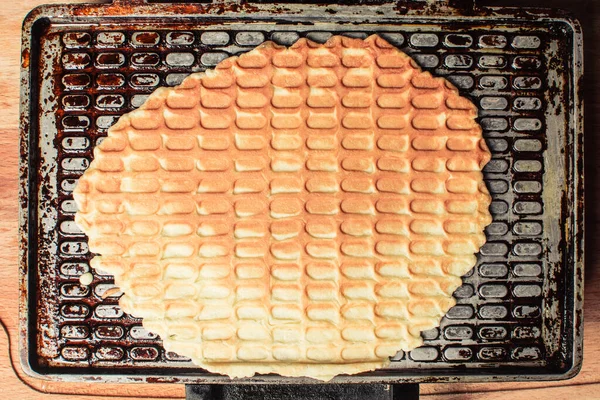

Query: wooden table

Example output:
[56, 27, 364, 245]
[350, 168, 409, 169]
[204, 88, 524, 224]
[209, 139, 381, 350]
[1, 1, 598, 398]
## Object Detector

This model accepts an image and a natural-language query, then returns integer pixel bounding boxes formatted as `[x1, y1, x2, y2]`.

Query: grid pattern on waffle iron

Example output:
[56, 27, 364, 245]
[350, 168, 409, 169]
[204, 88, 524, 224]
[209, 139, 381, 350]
[55, 29, 545, 367]
[72, 36, 492, 375]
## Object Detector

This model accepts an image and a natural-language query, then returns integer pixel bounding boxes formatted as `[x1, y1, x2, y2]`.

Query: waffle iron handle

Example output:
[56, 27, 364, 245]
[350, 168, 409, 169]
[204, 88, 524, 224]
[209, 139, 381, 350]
[186, 383, 419, 400]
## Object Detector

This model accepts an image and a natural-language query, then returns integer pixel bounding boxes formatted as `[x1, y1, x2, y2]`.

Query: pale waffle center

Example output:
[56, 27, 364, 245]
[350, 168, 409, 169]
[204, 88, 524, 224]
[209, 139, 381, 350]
[74, 34, 492, 380]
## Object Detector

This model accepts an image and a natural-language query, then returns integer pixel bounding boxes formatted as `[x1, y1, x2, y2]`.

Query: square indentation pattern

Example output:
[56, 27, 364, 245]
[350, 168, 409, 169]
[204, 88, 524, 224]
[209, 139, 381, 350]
[54, 28, 544, 369]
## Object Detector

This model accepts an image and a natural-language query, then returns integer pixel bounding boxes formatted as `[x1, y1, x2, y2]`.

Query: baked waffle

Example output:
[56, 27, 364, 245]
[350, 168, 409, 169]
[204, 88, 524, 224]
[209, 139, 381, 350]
[73, 34, 492, 380]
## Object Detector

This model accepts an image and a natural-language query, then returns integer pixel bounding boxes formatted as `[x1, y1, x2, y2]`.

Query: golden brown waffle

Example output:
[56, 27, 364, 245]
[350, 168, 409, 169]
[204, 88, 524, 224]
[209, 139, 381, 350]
[74, 34, 492, 380]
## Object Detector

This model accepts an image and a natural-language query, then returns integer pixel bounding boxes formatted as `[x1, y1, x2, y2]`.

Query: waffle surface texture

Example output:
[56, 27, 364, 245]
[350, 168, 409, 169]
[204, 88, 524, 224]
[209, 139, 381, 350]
[73, 34, 492, 380]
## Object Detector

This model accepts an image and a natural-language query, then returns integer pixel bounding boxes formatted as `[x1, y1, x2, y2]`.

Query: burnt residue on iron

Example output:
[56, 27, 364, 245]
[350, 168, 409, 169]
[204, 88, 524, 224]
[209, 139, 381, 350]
[130, 52, 160, 65]
[62, 74, 91, 88]
[445, 34, 471, 47]
[95, 52, 123, 66]
[22, 49, 31, 68]
[18, 0, 584, 386]
[479, 34, 503, 47]
[133, 31, 159, 44]
[513, 56, 542, 70]
[96, 73, 125, 87]
[62, 95, 89, 108]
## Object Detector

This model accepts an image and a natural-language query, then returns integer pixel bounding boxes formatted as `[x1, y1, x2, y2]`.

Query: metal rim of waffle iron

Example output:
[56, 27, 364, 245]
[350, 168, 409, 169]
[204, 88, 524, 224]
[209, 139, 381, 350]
[18, 0, 583, 385]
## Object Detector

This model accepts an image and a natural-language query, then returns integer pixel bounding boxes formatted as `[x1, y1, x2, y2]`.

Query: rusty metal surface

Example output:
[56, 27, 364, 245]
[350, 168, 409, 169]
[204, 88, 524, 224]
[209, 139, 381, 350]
[18, 0, 584, 384]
